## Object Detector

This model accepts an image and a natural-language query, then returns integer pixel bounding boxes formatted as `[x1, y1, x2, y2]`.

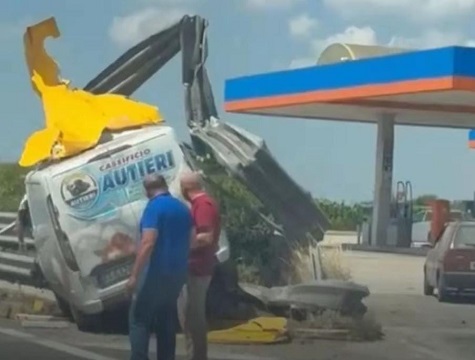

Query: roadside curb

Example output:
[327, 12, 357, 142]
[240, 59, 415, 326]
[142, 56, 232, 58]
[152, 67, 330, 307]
[342, 244, 428, 257]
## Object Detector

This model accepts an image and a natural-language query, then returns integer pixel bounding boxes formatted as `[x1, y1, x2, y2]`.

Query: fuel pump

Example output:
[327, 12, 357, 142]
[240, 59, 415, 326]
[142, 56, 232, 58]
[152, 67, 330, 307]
[393, 181, 413, 247]
[361, 180, 414, 247]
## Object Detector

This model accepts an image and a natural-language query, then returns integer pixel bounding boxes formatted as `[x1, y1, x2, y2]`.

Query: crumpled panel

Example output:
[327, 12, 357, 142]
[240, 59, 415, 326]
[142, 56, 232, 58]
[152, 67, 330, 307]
[19, 17, 163, 167]
[23, 17, 62, 97]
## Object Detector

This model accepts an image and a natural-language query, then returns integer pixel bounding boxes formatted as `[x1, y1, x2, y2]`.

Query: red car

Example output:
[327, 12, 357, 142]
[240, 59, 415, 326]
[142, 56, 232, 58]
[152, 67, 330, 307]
[424, 221, 475, 301]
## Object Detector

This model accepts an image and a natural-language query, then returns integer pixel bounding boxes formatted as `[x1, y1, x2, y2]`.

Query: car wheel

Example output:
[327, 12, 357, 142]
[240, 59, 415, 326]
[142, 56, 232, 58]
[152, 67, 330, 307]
[423, 268, 434, 296]
[437, 274, 449, 302]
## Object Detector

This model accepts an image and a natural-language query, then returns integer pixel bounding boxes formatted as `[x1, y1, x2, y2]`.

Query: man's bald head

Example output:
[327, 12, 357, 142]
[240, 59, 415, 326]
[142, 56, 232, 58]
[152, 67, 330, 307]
[180, 171, 203, 190]
[180, 171, 204, 200]
[143, 173, 168, 198]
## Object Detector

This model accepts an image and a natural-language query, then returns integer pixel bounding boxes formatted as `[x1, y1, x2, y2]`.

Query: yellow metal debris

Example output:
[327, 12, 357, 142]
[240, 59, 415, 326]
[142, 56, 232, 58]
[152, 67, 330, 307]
[19, 17, 163, 167]
[23, 17, 62, 96]
[207, 317, 289, 345]
[32, 299, 44, 313]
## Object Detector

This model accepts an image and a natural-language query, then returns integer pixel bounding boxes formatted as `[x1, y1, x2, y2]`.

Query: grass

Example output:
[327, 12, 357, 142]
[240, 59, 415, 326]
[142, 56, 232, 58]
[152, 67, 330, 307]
[236, 263, 262, 284]
[235, 238, 353, 285]
[291, 241, 351, 283]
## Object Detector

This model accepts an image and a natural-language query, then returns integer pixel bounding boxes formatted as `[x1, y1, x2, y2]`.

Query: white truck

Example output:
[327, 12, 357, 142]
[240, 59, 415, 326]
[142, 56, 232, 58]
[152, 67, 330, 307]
[7, 15, 330, 331]
[24, 125, 233, 329]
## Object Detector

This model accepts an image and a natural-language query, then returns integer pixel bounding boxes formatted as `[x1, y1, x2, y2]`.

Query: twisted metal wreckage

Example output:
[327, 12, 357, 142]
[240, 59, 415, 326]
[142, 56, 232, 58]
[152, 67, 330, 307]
[1, 15, 369, 324]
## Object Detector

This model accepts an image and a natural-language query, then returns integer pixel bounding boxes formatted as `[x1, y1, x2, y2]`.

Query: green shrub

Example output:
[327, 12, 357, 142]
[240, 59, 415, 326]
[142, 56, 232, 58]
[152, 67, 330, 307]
[0, 163, 28, 211]
[318, 199, 365, 231]
[197, 158, 275, 284]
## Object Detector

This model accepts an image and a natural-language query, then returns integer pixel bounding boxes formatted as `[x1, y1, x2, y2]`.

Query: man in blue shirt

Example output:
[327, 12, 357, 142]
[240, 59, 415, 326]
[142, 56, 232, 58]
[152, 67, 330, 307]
[126, 173, 193, 360]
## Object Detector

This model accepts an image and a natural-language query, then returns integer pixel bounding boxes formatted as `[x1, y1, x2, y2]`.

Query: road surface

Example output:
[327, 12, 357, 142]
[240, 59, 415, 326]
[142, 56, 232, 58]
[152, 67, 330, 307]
[1, 250, 475, 359]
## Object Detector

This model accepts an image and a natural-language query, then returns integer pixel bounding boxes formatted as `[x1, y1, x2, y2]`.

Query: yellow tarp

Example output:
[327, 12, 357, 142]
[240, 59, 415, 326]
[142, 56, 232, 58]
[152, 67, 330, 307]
[207, 317, 289, 344]
[19, 17, 163, 167]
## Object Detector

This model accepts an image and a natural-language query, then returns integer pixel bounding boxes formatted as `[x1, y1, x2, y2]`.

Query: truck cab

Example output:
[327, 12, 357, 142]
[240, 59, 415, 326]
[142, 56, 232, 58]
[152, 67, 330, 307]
[24, 125, 230, 329]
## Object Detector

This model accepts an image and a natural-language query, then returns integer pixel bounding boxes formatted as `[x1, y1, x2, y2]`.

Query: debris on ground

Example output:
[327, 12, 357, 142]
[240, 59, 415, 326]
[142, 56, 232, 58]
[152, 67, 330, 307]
[240, 279, 370, 318]
[20, 320, 69, 329]
[208, 317, 290, 344]
[15, 313, 70, 328]
[289, 310, 384, 342]
[0, 287, 59, 320]
[237, 242, 383, 343]
[291, 328, 350, 341]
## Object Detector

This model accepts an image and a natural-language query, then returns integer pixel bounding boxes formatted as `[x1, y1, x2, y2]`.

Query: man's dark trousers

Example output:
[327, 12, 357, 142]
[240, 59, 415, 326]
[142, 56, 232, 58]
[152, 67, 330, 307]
[129, 272, 187, 360]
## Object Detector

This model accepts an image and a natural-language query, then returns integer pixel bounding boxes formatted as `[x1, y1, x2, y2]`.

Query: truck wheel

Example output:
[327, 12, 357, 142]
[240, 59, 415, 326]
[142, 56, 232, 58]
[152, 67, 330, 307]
[437, 274, 449, 302]
[70, 306, 102, 333]
[53, 293, 73, 321]
[423, 269, 433, 296]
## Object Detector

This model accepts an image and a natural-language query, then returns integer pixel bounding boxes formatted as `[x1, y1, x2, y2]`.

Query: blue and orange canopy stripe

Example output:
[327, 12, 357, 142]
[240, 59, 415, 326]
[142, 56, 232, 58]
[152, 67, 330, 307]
[469, 130, 475, 149]
[224, 46, 475, 144]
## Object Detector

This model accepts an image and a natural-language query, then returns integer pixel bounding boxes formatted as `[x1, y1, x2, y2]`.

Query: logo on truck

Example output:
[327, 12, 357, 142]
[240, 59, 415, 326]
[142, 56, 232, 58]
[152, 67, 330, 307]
[60, 150, 176, 210]
[61, 173, 99, 210]
[101, 150, 175, 193]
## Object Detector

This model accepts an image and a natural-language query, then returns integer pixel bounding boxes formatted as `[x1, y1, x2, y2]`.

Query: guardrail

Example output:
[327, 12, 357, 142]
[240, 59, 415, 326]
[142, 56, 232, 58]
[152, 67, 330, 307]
[0, 212, 38, 286]
[0, 251, 39, 286]
[0, 212, 34, 250]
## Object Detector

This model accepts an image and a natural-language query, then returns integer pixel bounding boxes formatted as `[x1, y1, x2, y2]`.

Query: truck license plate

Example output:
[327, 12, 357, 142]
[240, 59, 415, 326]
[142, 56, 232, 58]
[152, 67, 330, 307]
[470, 262, 475, 271]
[97, 261, 133, 288]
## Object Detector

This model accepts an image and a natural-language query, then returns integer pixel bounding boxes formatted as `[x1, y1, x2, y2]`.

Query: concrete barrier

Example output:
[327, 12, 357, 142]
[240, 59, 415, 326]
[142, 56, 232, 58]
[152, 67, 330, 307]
[321, 231, 428, 257]
[322, 231, 358, 246]
[343, 244, 429, 257]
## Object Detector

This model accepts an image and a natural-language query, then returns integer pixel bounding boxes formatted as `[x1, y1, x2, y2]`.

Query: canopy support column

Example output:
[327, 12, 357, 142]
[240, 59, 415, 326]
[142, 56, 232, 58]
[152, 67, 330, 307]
[371, 114, 395, 247]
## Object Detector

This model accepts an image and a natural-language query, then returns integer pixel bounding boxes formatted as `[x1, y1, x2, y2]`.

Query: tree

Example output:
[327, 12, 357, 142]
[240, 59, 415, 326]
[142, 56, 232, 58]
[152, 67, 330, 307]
[413, 194, 437, 207]
[317, 199, 365, 231]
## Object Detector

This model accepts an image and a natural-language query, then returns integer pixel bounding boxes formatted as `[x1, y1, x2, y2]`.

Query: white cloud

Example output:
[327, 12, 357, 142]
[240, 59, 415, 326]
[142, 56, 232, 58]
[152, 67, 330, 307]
[288, 14, 318, 38]
[389, 30, 472, 49]
[109, 7, 189, 47]
[289, 57, 315, 69]
[288, 25, 475, 69]
[311, 26, 378, 54]
[246, 0, 305, 10]
[323, 0, 475, 23]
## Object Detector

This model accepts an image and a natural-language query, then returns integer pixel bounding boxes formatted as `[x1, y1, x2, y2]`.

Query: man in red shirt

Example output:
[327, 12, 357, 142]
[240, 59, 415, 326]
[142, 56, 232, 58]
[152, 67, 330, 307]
[178, 171, 221, 360]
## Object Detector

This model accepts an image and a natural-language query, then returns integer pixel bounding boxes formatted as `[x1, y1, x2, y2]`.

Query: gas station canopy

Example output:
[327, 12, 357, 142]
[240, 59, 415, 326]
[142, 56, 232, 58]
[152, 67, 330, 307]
[224, 45, 475, 248]
[225, 46, 475, 129]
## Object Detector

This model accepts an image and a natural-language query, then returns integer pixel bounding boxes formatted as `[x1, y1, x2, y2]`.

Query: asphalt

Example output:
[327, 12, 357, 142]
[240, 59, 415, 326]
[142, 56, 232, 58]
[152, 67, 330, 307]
[1, 332, 87, 360]
[1, 250, 475, 360]
[0, 319, 273, 360]
[0, 326, 115, 360]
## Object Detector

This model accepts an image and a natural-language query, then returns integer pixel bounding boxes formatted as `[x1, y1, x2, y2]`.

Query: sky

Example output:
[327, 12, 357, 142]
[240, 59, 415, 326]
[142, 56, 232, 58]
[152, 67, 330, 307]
[2, 0, 475, 202]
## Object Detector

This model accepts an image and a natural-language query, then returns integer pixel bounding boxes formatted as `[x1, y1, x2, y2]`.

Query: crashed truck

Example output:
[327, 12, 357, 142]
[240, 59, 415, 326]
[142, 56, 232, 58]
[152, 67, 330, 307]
[8, 16, 369, 331]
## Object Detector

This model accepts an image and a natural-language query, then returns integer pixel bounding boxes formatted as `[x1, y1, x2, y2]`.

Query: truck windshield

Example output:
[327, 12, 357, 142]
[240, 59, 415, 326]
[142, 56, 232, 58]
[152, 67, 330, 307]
[453, 226, 475, 248]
